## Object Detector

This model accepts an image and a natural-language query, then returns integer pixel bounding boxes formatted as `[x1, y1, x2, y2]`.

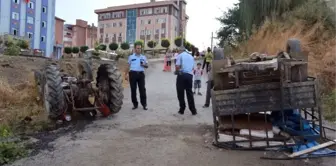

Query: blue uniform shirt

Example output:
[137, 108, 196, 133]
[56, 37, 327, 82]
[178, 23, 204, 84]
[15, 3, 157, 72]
[128, 53, 148, 72]
[176, 51, 194, 75]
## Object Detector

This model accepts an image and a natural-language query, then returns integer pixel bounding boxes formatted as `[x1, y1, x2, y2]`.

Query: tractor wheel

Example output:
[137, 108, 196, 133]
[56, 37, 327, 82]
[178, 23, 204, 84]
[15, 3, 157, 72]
[42, 64, 66, 119]
[77, 60, 93, 81]
[286, 39, 302, 54]
[96, 64, 123, 114]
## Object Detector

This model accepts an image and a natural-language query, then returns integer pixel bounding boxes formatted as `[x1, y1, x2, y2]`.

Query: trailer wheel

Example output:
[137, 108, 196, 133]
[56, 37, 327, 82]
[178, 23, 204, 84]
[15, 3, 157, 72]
[42, 64, 66, 119]
[96, 64, 123, 114]
[286, 39, 302, 54]
[77, 60, 93, 81]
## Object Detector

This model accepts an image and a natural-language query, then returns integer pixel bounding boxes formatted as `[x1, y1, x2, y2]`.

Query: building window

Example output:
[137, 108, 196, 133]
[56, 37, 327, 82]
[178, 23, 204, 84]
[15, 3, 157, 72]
[119, 33, 122, 37]
[28, 2, 34, 9]
[140, 20, 144, 25]
[140, 8, 153, 16]
[42, 7, 47, 13]
[112, 23, 116, 27]
[161, 28, 165, 34]
[12, 12, 19, 20]
[42, 21, 46, 28]
[98, 23, 104, 28]
[119, 22, 122, 27]
[13, 0, 19, 4]
[27, 32, 33, 38]
[27, 16, 34, 24]
[140, 30, 145, 35]
[12, 28, 18, 36]
[41, 36, 45, 42]
[147, 19, 151, 24]
[155, 29, 159, 34]
[105, 23, 111, 28]
[156, 18, 166, 23]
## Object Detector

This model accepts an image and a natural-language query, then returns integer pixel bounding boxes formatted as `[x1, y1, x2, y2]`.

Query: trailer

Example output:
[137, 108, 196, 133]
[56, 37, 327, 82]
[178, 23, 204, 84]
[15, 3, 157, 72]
[211, 39, 336, 159]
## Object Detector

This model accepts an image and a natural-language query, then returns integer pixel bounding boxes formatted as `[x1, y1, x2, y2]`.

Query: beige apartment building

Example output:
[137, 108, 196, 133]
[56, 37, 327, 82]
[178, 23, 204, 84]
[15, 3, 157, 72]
[63, 19, 98, 48]
[94, 0, 188, 48]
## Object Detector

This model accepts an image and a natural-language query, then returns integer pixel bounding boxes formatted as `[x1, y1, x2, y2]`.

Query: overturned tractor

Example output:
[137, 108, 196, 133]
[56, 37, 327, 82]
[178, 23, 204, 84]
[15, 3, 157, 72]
[34, 60, 124, 121]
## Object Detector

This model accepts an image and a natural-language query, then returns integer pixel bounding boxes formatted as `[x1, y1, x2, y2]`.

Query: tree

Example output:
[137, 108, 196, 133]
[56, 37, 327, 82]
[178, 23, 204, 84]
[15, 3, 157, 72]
[184, 41, 192, 51]
[16, 40, 29, 49]
[174, 36, 186, 47]
[109, 43, 118, 51]
[161, 38, 170, 49]
[147, 40, 157, 48]
[98, 44, 107, 51]
[64, 47, 72, 54]
[134, 40, 144, 47]
[120, 42, 130, 50]
[80, 46, 89, 53]
[72, 47, 79, 54]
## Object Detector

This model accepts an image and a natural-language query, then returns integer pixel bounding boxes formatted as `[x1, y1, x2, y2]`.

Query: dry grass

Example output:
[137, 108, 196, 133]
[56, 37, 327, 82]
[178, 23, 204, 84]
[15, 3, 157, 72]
[0, 72, 46, 128]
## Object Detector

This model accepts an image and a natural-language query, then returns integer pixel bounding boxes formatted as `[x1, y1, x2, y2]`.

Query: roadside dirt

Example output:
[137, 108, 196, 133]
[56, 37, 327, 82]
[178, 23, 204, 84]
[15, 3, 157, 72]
[7, 62, 334, 166]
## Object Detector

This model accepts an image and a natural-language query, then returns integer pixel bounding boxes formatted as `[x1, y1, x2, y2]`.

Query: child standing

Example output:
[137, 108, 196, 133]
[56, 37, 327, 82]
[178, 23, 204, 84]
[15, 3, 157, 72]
[193, 63, 203, 95]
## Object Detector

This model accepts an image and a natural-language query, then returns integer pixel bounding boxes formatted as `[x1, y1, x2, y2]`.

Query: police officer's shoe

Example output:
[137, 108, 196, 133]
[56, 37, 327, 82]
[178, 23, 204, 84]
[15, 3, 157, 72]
[192, 112, 198, 116]
[143, 106, 148, 110]
[178, 110, 184, 115]
[202, 105, 209, 108]
[132, 106, 138, 110]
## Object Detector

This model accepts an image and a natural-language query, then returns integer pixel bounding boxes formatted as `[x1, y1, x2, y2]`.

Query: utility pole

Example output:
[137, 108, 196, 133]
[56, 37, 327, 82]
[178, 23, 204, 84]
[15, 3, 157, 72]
[211, 32, 213, 50]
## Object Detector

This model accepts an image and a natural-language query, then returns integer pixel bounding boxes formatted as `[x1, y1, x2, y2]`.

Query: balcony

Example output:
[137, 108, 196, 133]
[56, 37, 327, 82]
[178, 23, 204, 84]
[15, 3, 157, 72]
[155, 34, 159, 40]
[118, 37, 122, 43]
[99, 38, 103, 43]
[146, 35, 150, 40]
[140, 35, 145, 40]
[161, 34, 166, 38]
[112, 37, 116, 43]
[105, 37, 109, 43]
[99, 28, 104, 33]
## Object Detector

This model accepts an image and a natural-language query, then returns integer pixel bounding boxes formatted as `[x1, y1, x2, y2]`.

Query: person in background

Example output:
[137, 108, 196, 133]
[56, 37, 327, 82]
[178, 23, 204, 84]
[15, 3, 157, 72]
[203, 47, 225, 108]
[166, 50, 173, 72]
[174, 49, 179, 65]
[125, 43, 148, 110]
[175, 46, 197, 115]
[193, 63, 203, 95]
[202, 47, 213, 73]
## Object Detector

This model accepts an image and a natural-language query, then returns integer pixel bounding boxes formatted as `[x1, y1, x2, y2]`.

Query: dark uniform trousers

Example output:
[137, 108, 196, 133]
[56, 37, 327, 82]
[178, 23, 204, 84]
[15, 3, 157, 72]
[204, 80, 214, 106]
[129, 71, 147, 107]
[176, 73, 197, 113]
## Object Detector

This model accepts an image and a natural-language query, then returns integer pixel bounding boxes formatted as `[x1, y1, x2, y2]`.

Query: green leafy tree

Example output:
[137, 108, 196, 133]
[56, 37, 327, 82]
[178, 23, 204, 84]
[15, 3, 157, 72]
[184, 41, 191, 51]
[98, 44, 107, 51]
[16, 40, 29, 49]
[80, 46, 89, 53]
[72, 47, 79, 54]
[134, 40, 144, 47]
[109, 43, 118, 51]
[120, 42, 130, 50]
[64, 47, 72, 54]
[147, 40, 157, 48]
[174, 36, 187, 47]
[161, 38, 170, 49]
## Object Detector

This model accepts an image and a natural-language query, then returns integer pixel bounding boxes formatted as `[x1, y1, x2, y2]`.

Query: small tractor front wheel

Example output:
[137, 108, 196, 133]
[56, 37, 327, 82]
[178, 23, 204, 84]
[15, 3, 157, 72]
[96, 64, 124, 114]
[42, 64, 67, 119]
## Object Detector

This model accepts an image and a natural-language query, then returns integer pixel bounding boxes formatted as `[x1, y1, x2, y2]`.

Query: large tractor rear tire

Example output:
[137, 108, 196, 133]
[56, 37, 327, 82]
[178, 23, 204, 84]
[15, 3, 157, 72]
[42, 64, 66, 119]
[96, 64, 123, 114]
[77, 60, 93, 81]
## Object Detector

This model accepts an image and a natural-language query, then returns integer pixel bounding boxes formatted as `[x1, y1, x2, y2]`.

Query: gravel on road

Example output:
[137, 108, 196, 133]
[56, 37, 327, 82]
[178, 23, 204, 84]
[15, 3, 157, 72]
[9, 62, 331, 166]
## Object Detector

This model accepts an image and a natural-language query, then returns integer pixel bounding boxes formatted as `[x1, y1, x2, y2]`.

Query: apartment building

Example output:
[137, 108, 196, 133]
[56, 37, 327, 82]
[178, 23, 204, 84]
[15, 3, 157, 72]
[54, 16, 64, 59]
[94, 0, 188, 48]
[63, 19, 98, 48]
[0, 0, 56, 57]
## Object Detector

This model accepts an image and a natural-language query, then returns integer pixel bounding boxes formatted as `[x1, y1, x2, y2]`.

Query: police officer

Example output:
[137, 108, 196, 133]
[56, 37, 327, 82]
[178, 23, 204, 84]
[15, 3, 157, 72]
[125, 43, 148, 110]
[175, 46, 197, 115]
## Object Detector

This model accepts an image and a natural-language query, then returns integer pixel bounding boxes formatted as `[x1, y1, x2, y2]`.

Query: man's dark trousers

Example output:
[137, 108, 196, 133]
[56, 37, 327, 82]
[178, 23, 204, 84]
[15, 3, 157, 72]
[176, 73, 197, 113]
[204, 80, 214, 106]
[129, 71, 147, 107]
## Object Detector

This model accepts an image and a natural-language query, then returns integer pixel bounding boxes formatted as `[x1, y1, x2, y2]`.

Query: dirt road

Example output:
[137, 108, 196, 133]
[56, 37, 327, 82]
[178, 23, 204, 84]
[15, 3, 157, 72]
[10, 62, 331, 166]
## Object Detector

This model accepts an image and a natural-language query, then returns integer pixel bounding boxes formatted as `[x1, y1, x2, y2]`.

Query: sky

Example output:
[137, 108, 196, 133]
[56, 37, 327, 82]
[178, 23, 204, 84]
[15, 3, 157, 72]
[55, 0, 238, 50]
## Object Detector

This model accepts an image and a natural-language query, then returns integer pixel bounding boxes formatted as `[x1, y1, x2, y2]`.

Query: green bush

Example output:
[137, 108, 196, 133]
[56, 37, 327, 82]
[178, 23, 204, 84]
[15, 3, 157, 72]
[16, 40, 29, 49]
[161, 38, 170, 48]
[134, 40, 144, 47]
[0, 125, 27, 165]
[174, 36, 187, 47]
[4, 45, 20, 56]
[80, 46, 89, 53]
[98, 44, 107, 51]
[147, 40, 157, 48]
[323, 90, 336, 121]
[109, 43, 118, 51]
[64, 47, 72, 54]
[72, 47, 79, 54]
[120, 42, 130, 50]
